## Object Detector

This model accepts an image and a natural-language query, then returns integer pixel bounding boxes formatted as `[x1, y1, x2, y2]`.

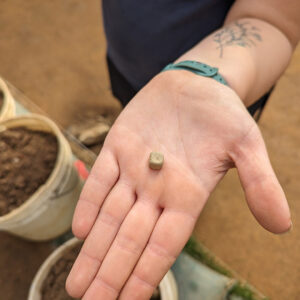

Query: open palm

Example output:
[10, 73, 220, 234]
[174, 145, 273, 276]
[66, 72, 291, 299]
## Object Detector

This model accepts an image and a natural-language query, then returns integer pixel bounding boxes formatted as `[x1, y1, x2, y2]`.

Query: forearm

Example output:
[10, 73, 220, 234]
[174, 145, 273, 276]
[177, 14, 298, 106]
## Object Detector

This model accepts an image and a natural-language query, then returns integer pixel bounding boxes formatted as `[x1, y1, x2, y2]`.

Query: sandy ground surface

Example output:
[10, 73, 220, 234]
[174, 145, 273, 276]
[0, 1, 299, 299]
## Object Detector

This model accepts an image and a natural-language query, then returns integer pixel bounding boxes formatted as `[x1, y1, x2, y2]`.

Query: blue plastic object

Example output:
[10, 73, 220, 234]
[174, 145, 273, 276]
[162, 60, 228, 87]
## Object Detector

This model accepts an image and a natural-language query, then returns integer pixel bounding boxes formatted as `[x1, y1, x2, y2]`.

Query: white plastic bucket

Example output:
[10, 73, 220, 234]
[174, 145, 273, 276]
[160, 269, 178, 300]
[29, 238, 178, 300]
[0, 77, 16, 121]
[0, 114, 82, 240]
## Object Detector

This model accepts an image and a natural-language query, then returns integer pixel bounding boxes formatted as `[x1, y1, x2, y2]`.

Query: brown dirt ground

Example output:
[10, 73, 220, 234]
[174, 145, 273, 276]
[0, 1, 299, 299]
[0, 232, 53, 300]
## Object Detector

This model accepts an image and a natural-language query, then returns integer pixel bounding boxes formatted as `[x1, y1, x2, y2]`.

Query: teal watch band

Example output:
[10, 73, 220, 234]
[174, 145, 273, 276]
[162, 60, 228, 87]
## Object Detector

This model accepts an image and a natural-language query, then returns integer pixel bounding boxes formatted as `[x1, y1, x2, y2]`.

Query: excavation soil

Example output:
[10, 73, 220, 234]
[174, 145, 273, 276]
[0, 127, 58, 216]
[42, 243, 161, 300]
[41, 243, 82, 300]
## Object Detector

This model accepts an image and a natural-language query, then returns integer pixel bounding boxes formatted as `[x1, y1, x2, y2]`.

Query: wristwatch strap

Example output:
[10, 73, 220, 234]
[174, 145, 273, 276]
[162, 60, 228, 87]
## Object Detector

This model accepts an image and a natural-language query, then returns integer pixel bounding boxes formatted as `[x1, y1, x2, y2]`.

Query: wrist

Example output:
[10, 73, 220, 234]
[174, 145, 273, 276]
[212, 51, 256, 106]
[176, 49, 256, 107]
[153, 67, 244, 108]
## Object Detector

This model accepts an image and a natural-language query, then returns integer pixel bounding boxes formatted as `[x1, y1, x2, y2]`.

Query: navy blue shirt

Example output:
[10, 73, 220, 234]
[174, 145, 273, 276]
[102, 0, 234, 91]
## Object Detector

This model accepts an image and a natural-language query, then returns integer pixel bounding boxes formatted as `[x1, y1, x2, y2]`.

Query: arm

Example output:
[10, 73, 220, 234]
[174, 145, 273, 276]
[178, 0, 299, 106]
[66, 1, 299, 299]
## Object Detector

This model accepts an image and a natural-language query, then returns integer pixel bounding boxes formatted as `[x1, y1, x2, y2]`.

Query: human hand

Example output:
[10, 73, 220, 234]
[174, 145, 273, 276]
[66, 71, 291, 299]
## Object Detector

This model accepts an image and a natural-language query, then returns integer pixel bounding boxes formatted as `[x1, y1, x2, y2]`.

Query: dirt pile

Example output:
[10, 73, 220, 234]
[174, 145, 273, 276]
[0, 127, 58, 216]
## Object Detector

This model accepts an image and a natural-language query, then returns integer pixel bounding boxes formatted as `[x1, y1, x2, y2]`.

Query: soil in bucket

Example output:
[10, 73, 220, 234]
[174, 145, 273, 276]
[41, 243, 161, 300]
[0, 127, 58, 216]
[41, 243, 82, 300]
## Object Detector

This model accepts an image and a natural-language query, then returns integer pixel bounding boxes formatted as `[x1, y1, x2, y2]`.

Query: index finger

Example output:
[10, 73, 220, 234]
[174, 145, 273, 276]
[72, 148, 119, 239]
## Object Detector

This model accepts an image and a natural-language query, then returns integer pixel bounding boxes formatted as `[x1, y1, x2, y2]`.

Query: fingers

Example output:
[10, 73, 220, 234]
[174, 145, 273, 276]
[231, 127, 291, 233]
[72, 148, 119, 239]
[120, 209, 197, 300]
[66, 180, 136, 298]
[82, 199, 161, 300]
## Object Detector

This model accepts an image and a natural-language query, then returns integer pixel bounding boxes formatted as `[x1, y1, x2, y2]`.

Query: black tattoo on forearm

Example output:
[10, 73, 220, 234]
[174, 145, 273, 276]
[213, 21, 262, 58]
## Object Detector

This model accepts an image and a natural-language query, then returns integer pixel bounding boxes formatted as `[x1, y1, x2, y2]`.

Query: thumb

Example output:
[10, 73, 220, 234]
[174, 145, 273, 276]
[230, 126, 291, 234]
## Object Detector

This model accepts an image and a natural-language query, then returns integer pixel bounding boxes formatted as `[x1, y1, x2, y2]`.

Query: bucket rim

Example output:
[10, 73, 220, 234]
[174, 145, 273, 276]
[0, 77, 11, 116]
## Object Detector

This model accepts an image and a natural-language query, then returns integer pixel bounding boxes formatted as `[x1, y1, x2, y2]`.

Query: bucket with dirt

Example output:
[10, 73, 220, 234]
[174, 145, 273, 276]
[0, 77, 16, 121]
[0, 114, 82, 240]
[29, 238, 178, 300]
